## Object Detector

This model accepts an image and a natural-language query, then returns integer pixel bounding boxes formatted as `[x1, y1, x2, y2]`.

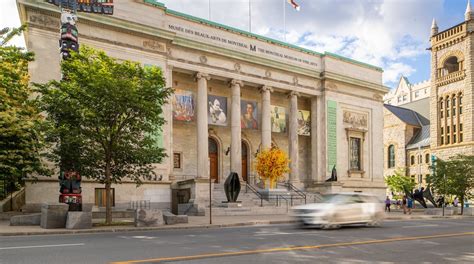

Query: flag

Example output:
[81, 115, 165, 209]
[287, 0, 300, 11]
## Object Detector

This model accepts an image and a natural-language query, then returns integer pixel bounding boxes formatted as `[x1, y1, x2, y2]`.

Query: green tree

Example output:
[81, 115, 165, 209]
[428, 155, 474, 215]
[36, 46, 172, 224]
[0, 26, 49, 202]
[384, 168, 415, 198]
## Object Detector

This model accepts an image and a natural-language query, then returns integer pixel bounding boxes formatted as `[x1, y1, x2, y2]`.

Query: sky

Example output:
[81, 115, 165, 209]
[0, 0, 469, 89]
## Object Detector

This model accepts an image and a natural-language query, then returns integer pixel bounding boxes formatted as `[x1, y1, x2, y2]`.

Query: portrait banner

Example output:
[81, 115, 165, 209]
[271, 105, 286, 133]
[172, 89, 195, 122]
[208, 95, 228, 126]
[297, 110, 310, 136]
[241, 100, 258, 129]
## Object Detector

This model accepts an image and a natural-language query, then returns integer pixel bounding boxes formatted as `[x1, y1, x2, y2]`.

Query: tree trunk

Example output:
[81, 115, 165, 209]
[105, 161, 112, 225]
[460, 195, 464, 215]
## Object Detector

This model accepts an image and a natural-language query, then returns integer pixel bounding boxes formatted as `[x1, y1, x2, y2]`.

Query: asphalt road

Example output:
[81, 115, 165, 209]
[0, 219, 473, 264]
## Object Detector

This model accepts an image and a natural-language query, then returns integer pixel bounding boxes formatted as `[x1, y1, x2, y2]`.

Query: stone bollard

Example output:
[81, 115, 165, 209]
[66, 212, 92, 229]
[135, 209, 164, 227]
[40, 203, 69, 229]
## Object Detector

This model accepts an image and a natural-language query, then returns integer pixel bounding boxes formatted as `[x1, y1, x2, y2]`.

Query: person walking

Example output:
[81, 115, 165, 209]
[402, 196, 407, 214]
[454, 197, 459, 207]
[407, 197, 413, 215]
[385, 196, 391, 212]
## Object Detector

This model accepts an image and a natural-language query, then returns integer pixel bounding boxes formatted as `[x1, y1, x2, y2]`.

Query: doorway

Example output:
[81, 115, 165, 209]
[241, 141, 249, 182]
[209, 137, 219, 183]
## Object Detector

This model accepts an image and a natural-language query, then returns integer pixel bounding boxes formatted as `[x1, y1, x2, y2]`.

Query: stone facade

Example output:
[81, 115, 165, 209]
[383, 4, 474, 190]
[18, 0, 388, 211]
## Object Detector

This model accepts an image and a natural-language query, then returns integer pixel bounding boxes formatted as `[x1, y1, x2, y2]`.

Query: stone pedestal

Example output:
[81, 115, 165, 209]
[135, 209, 164, 227]
[177, 203, 205, 216]
[66, 212, 92, 229]
[258, 189, 291, 200]
[40, 203, 69, 229]
[221, 202, 242, 208]
[163, 211, 189, 225]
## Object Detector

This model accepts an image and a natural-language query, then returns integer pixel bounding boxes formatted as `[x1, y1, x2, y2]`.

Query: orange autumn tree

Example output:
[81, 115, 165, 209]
[255, 147, 290, 189]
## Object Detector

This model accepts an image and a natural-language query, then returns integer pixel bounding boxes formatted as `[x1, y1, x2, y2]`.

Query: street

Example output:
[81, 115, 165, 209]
[0, 218, 473, 264]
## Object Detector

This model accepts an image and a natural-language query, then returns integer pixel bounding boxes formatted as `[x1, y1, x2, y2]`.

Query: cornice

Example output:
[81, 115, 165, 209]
[322, 71, 388, 94]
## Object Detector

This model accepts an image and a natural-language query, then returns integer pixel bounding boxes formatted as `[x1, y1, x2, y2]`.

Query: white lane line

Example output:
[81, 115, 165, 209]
[0, 243, 85, 250]
[402, 224, 439, 228]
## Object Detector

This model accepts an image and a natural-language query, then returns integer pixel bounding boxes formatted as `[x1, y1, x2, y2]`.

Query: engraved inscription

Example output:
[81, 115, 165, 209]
[29, 14, 58, 28]
[142, 40, 166, 52]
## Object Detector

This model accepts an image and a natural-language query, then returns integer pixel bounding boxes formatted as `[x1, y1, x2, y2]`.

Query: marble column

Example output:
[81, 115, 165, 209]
[310, 96, 318, 182]
[230, 79, 243, 177]
[260, 85, 273, 149]
[195, 72, 210, 179]
[288, 91, 299, 184]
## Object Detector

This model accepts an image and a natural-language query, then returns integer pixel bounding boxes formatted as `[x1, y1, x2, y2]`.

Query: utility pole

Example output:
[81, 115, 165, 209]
[45, 0, 114, 211]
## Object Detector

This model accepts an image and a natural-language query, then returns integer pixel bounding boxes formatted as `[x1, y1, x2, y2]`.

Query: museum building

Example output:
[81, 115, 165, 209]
[17, 0, 388, 211]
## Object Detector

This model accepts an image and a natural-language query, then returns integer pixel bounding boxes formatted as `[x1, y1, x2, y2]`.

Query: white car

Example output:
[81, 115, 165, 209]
[292, 193, 385, 229]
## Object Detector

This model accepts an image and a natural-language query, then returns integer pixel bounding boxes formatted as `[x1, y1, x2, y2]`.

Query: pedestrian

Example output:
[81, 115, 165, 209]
[454, 197, 459, 207]
[396, 199, 401, 209]
[402, 195, 407, 214]
[385, 196, 391, 212]
[407, 197, 413, 215]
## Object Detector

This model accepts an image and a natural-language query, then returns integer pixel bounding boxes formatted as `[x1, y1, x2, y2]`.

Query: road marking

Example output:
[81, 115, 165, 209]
[0, 243, 85, 250]
[402, 224, 439, 228]
[110, 232, 474, 264]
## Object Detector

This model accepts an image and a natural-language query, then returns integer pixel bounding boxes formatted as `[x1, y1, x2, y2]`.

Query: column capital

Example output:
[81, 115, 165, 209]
[288, 91, 300, 98]
[229, 79, 244, 87]
[260, 85, 274, 93]
[166, 65, 174, 71]
[195, 72, 211, 81]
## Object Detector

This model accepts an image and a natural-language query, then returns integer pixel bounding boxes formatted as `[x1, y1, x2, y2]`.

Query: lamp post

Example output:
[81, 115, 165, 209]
[442, 173, 446, 216]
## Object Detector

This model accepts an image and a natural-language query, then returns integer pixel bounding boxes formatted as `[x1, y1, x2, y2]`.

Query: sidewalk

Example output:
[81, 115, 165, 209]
[0, 211, 472, 236]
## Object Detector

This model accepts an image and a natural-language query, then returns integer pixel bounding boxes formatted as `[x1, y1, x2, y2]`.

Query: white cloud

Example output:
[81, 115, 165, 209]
[383, 62, 416, 84]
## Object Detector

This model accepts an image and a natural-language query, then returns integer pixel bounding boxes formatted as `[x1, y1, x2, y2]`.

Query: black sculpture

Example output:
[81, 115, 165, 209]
[224, 172, 241, 202]
[413, 188, 427, 208]
[326, 165, 337, 182]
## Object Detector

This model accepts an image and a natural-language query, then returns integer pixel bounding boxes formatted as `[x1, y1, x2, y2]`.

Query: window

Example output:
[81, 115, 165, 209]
[460, 123, 463, 131]
[350, 137, 361, 170]
[388, 145, 395, 168]
[441, 127, 444, 134]
[411, 175, 416, 183]
[446, 109, 450, 117]
[452, 97, 456, 106]
[415, 91, 419, 98]
[403, 95, 407, 101]
[447, 126, 450, 133]
[453, 108, 456, 116]
[459, 95, 463, 105]
[440, 111, 443, 118]
[425, 153, 430, 164]
[459, 106, 463, 115]
[441, 136, 444, 145]
[398, 96, 402, 103]
[460, 133, 463, 142]
[410, 155, 415, 165]
[447, 135, 450, 144]
[443, 56, 460, 74]
[453, 125, 456, 133]
[95, 188, 115, 207]
[446, 98, 450, 108]
[453, 134, 457, 143]
[440, 101, 443, 109]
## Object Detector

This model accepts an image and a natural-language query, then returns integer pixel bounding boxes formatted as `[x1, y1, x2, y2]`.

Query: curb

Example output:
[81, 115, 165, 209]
[0, 219, 297, 237]
[1, 216, 472, 237]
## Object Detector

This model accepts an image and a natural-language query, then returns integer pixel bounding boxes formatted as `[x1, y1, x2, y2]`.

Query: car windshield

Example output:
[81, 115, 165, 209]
[320, 194, 353, 204]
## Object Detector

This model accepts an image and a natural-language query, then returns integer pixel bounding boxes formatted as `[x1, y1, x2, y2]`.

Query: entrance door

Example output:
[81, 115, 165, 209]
[241, 141, 249, 182]
[209, 138, 219, 183]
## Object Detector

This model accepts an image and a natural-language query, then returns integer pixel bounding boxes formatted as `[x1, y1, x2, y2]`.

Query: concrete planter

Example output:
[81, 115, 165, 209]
[40, 203, 69, 229]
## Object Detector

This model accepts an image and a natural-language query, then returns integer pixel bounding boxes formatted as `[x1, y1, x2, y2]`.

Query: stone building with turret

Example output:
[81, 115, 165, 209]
[383, 1, 474, 187]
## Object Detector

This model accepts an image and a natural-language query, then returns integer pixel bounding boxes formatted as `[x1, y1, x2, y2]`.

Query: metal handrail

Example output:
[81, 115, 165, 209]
[245, 182, 263, 207]
[278, 182, 307, 204]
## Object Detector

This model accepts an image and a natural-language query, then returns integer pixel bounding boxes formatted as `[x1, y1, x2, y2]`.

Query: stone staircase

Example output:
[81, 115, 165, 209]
[206, 183, 321, 216]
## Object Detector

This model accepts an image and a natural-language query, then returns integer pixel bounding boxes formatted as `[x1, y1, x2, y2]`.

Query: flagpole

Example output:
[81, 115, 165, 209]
[249, 0, 251, 32]
[283, 0, 286, 41]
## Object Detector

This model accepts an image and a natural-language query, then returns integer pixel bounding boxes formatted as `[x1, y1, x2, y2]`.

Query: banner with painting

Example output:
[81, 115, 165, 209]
[241, 100, 258, 129]
[297, 110, 310, 136]
[172, 89, 194, 122]
[208, 95, 228, 126]
[271, 105, 286, 133]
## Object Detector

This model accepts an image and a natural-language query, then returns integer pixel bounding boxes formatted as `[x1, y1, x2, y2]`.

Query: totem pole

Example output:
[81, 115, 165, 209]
[45, 0, 114, 211]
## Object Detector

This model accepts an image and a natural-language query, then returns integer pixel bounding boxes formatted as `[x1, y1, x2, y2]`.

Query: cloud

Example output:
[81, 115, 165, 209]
[0, 0, 26, 48]
[383, 62, 416, 84]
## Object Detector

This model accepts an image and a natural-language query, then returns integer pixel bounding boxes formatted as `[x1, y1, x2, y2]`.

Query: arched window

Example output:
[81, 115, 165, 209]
[425, 153, 430, 164]
[410, 155, 415, 165]
[388, 145, 395, 168]
[443, 56, 459, 74]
